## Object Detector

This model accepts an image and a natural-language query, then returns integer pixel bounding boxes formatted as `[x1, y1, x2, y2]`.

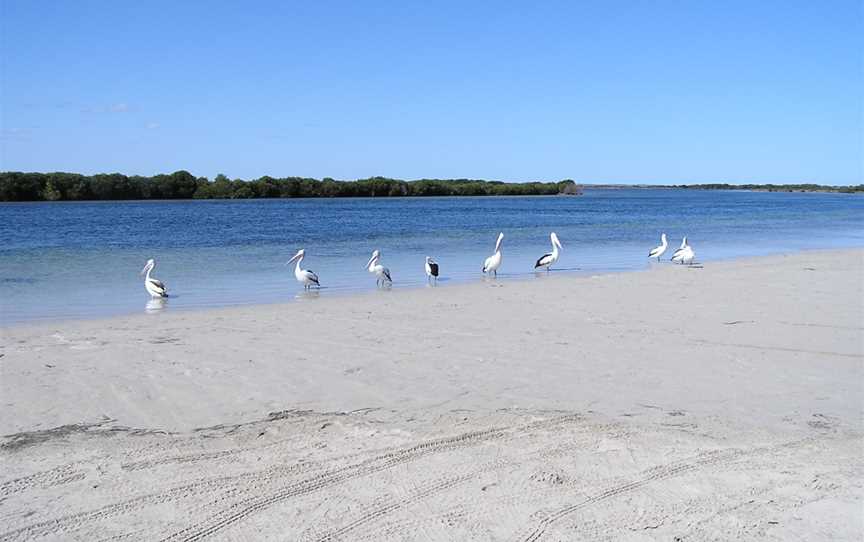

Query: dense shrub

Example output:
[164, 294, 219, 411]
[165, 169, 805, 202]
[0, 172, 583, 201]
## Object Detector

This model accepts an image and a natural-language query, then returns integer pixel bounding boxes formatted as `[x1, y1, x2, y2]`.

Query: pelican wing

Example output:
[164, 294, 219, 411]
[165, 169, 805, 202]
[305, 270, 320, 285]
[429, 262, 439, 277]
[535, 253, 553, 268]
[649, 246, 662, 257]
[148, 279, 167, 296]
[482, 255, 493, 272]
[382, 267, 392, 282]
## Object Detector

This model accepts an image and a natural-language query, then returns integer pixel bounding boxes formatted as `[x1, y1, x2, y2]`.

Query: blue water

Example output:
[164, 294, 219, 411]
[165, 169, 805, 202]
[1, 189, 862, 325]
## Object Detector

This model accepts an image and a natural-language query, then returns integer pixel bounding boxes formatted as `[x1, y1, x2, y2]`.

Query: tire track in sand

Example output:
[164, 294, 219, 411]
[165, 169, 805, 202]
[311, 457, 515, 542]
[313, 472, 479, 542]
[1, 415, 579, 542]
[164, 416, 580, 542]
[0, 464, 87, 497]
[161, 428, 509, 541]
[519, 438, 810, 542]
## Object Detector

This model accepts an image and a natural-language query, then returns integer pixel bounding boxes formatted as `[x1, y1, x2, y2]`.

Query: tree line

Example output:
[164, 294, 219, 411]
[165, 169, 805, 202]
[0, 171, 582, 201]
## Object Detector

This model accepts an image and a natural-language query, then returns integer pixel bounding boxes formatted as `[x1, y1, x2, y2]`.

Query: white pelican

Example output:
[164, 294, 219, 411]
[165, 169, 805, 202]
[534, 232, 563, 272]
[140, 258, 167, 298]
[648, 233, 668, 261]
[366, 250, 392, 286]
[424, 256, 439, 284]
[671, 237, 695, 265]
[482, 232, 504, 277]
[670, 236, 687, 262]
[286, 248, 320, 289]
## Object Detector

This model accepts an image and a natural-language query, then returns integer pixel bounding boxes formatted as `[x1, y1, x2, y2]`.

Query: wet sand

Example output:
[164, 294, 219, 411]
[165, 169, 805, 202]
[1, 249, 862, 541]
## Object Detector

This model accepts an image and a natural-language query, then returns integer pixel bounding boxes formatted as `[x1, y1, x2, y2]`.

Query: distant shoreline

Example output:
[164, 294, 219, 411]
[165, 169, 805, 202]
[584, 183, 863, 193]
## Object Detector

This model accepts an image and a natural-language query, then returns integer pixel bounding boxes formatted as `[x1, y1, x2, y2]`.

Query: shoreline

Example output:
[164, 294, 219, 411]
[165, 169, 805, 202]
[4, 246, 862, 329]
[2, 247, 861, 540]
[3, 247, 861, 434]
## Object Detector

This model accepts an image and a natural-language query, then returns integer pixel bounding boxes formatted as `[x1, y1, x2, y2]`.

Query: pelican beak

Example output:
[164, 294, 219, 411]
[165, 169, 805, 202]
[140, 263, 149, 275]
[286, 252, 301, 265]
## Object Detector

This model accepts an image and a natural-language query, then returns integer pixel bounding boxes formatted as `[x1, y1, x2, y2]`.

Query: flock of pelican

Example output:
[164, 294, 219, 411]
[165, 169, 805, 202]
[140, 232, 696, 297]
[647, 233, 696, 265]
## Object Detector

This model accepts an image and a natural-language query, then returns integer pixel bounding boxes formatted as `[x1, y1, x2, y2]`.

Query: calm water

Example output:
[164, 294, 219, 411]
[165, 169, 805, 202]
[1, 189, 862, 325]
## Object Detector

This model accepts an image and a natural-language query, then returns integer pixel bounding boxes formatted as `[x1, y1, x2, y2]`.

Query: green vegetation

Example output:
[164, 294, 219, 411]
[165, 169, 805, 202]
[0, 171, 582, 201]
[675, 183, 864, 193]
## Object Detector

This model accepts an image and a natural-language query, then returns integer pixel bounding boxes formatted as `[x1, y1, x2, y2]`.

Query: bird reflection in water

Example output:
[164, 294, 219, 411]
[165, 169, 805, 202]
[145, 297, 167, 314]
[295, 289, 321, 300]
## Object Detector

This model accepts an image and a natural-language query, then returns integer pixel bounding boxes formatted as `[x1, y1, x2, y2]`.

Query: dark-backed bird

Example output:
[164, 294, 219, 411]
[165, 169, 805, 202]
[671, 237, 695, 265]
[140, 258, 167, 298]
[286, 248, 320, 289]
[534, 232, 563, 272]
[425, 256, 439, 283]
[366, 249, 392, 286]
[648, 233, 668, 261]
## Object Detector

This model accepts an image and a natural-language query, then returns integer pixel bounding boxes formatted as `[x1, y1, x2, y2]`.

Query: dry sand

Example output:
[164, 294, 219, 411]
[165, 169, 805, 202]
[1, 249, 862, 541]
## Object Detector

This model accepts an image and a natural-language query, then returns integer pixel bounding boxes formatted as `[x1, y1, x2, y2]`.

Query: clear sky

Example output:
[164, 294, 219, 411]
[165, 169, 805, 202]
[1, 1, 861, 184]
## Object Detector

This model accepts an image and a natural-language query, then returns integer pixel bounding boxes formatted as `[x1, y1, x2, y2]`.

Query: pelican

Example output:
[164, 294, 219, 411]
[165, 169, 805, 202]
[482, 232, 504, 277]
[534, 232, 563, 272]
[424, 256, 439, 283]
[286, 249, 320, 289]
[140, 258, 167, 298]
[648, 233, 668, 261]
[366, 250, 392, 286]
[670, 236, 687, 263]
[671, 237, 695, 265]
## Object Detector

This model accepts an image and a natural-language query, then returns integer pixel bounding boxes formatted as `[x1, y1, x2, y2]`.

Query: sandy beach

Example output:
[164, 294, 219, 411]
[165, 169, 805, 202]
[1, 249, 862, 541]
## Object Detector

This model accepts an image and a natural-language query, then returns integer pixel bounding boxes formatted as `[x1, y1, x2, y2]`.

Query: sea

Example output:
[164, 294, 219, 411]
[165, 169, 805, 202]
[1, 188, 862, 325]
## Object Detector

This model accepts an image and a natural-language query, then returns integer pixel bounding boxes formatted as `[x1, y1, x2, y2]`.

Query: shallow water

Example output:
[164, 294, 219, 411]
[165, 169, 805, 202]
[1, 189, 862, 325]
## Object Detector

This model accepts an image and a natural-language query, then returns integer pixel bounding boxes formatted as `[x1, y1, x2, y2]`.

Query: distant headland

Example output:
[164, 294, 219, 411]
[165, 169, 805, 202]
[589, 183, 863, 193]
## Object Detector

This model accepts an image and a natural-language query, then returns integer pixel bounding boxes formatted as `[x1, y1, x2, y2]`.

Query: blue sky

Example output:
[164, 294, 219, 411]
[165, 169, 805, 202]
[1, 1, 861, 184]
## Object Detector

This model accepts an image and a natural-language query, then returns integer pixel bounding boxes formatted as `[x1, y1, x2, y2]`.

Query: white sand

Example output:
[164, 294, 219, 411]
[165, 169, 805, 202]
[1, 249, 862, 541]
